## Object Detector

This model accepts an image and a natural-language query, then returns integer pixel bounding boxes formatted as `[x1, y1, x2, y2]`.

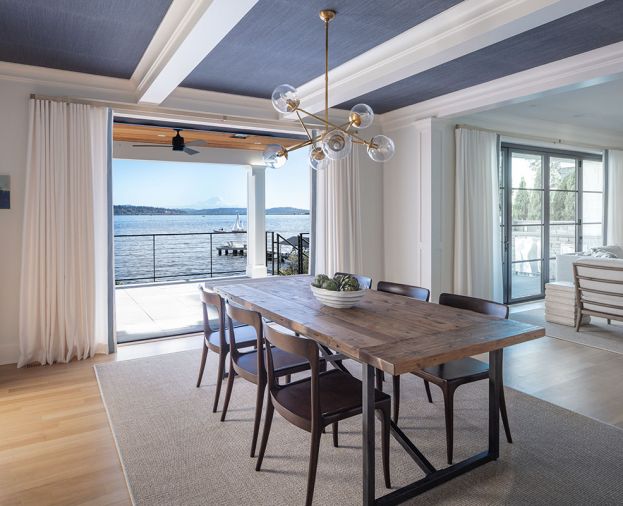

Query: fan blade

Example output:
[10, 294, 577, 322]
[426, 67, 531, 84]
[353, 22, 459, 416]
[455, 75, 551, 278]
[132, 144, 170, 148]
[184, 147, 199, 155]
[185, 139, 208, 147]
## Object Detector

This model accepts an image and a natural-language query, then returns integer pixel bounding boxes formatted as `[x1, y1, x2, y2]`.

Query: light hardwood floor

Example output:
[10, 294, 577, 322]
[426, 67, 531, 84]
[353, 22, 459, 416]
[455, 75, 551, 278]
[1, 332, 622, 505]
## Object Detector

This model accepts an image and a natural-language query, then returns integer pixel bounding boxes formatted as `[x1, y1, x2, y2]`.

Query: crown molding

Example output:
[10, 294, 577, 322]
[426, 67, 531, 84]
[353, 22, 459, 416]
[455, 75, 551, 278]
[0, 61, 134, 98]
[380, 41, 623, 132]
[293, 0, 602, 116]
[458, 111, 623, 152]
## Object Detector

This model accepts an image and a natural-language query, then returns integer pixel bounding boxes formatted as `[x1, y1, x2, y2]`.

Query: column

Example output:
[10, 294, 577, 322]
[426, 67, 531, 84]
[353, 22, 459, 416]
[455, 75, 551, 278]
[246, 165, 267, 278]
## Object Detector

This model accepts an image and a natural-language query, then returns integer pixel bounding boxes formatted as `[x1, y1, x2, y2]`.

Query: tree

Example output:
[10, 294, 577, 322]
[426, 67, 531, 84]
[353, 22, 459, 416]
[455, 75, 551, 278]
[513, 177, 530, 222]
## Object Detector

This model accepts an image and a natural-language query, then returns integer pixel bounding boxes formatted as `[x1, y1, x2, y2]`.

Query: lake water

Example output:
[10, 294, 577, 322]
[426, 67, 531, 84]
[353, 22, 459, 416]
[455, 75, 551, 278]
[114, 214, 310, 284]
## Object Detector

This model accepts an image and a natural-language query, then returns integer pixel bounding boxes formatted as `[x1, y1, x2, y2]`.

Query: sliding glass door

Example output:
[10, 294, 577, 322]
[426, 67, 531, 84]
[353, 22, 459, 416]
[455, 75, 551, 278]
[501, 145, 605, 303]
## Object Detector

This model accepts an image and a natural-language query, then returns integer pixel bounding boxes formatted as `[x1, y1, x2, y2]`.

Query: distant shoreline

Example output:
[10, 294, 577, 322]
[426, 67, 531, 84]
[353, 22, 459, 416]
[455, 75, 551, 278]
[114, 205, 309, 216]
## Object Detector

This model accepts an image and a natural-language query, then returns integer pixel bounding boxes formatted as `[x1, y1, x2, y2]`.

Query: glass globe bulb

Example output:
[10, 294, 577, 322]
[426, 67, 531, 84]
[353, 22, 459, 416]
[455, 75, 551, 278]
[321, 130, 352, 160]
[349, 103, 374, 129]
[367, 135, 395, 162]
[309, 147, 327, 171]
[271, 84, 300, 113]
[263, 144, 287, 168]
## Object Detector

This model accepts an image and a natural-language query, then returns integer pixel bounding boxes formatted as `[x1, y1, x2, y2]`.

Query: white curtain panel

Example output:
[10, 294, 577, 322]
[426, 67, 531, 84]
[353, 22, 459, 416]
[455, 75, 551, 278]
[313, 149, 363, 277]
[607, 149, 623, 245]
[18, 99, 111, 367]
[453, 128, 503, 302]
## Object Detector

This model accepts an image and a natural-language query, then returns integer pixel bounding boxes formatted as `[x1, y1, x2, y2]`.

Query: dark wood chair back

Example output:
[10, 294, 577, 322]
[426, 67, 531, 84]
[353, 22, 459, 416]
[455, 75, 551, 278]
[334, 272, 373, 289]
[224, 301, 263, 367]
[264, 323, 321, 421]
[377, 281, 430, 301]
[199, 286, 226, 348]
[438, 293, 509, 319]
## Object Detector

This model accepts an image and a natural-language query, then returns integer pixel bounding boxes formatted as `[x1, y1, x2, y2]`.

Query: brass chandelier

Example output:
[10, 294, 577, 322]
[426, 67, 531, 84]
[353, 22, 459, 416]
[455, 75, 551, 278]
[262, 9, 395, 170]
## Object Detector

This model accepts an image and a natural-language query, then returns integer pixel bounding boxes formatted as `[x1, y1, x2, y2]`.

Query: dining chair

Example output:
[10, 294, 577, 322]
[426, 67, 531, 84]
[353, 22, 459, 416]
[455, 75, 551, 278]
[220, 301, 319, 457]
[256, 323, 392, 506]
[412, 293, 513, 465]
[334, 271, 373, 289]
[196, 287, 257, 413]
[376, 281, 430, 423]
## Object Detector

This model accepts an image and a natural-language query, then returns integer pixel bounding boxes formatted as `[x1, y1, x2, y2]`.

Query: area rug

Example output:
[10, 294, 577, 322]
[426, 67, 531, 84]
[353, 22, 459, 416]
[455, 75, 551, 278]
[95, 350, 623, 506]
[511, 309, 623, 355]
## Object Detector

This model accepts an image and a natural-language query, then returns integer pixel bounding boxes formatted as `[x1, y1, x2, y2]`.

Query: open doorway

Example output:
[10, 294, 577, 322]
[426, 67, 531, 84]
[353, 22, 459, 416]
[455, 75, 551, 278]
[111, 121, 309, 343]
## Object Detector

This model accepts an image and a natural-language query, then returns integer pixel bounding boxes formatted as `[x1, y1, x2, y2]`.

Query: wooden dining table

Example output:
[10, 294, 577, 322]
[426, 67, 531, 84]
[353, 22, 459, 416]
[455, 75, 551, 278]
[212, 275, 545, 505]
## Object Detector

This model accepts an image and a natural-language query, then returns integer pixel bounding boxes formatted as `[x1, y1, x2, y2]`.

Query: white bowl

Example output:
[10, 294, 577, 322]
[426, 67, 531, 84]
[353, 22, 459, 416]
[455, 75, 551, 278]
[310, 284, 366, 308]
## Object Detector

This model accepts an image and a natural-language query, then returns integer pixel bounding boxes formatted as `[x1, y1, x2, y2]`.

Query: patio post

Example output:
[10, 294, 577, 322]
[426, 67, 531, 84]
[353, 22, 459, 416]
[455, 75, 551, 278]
[246, 165, 267, 278]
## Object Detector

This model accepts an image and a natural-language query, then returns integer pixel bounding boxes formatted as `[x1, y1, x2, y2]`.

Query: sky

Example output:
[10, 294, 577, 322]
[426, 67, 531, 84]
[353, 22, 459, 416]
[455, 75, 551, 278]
[113, 147, 310, 209]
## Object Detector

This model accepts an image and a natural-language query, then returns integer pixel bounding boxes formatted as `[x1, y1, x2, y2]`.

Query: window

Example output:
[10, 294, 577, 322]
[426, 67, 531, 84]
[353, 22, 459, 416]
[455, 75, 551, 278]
[500, 144, 605, 303]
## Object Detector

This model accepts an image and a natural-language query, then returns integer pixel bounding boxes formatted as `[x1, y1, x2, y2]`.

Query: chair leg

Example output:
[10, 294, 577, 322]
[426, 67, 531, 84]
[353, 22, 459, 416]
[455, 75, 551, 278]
[220, 358, 236, 422]
[255, 398, 274, 471]
[499, 387, 513, 444]
[379, 406, 392, 489]
[607, 319, 611, 325]
[250, 379, 266, 458]
[424, 380, 433, 403]
[212, 351, 226, 413]
[305, 428, 322, 506]
[575, 312, 582, 332]
[332, 422, 339, 448]
[442, 385, 455, 465]
[392, 375, 401, 424]
[376, 369, 384, 391]
[196, 343, 208, 387]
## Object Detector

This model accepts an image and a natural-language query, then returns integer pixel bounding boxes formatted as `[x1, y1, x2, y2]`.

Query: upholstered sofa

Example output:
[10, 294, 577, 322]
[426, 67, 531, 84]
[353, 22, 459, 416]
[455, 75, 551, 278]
[556, 245, 623, 283]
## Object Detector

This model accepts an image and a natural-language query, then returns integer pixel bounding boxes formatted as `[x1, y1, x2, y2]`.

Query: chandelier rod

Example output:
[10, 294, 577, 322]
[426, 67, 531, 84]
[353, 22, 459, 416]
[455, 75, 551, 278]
[324, 12, 329, 135]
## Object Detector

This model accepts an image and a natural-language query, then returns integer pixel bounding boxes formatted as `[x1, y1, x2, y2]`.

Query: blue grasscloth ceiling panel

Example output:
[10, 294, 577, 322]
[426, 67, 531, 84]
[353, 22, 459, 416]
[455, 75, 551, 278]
[181, 0, 464, 97]
[0, 0, 172, 78]
[338, 0, 623, 113]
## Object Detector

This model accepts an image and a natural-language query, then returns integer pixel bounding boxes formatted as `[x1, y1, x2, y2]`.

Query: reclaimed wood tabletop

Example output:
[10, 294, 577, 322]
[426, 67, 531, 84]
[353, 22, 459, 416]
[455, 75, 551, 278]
[212, 275, 545, 375]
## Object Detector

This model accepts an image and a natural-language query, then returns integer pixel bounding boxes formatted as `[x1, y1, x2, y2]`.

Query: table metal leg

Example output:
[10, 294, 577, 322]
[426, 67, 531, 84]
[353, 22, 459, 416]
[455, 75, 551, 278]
[488, 348, 502, 459]
[375, 349, 505, 505]
[362, 363, 376, 505]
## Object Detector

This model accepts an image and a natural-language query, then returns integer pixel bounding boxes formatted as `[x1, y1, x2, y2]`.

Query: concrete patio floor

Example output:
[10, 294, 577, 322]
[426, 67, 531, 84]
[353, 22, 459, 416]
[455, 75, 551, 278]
[115, 281, 210, 343]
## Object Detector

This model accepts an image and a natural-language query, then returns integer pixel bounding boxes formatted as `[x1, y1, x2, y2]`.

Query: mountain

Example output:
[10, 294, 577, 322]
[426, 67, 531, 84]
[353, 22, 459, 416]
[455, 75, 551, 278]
[114, 205, 309, 216]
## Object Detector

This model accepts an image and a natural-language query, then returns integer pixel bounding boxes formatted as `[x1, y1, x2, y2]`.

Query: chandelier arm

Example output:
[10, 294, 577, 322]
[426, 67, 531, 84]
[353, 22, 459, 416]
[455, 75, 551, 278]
[296, 106, 373, 147]
[295, 110, 314, 142]
[282, 137, 319, 155]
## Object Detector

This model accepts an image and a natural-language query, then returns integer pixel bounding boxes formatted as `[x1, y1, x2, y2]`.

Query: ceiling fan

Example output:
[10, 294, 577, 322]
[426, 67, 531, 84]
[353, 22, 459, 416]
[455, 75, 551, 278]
[132, 128, 208, 155]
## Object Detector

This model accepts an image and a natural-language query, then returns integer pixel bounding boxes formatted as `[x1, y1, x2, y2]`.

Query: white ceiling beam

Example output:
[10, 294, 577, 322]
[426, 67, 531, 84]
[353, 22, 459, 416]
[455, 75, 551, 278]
[292, 0, 604, 116]
[135, 0, 258, 105]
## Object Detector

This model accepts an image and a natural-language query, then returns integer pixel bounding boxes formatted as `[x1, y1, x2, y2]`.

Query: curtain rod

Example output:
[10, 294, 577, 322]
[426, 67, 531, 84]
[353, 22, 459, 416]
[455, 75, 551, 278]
[28, 94, 312, 135]
[455, 123, 623, 153]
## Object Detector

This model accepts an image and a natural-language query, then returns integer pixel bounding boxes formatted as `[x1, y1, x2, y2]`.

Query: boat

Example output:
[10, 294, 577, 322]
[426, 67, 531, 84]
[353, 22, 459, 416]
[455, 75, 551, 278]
[213, 213, 246, 233]
[231, 213, 246, 233]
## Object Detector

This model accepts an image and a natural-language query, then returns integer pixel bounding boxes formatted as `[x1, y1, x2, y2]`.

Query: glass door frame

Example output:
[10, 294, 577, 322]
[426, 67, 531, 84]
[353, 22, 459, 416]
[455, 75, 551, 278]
[501, 143, 604, 304]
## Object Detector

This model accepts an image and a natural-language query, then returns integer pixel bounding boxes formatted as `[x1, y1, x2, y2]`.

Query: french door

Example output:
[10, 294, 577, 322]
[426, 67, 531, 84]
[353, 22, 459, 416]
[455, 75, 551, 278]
[501, 144, 605, 303]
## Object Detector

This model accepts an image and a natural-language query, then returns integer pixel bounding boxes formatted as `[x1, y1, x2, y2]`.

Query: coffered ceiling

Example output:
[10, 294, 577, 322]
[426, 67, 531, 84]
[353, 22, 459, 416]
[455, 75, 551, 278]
[0, 0, 172, 78]
[0, 0, 621, 118]
[180, 0, 463, 98]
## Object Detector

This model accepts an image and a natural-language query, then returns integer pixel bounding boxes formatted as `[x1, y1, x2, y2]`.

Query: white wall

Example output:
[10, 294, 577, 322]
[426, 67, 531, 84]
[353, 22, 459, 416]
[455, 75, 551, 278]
[381, 118, 455, 300]
[0, 81, 30, 363]
[356, 126, 385, 285]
